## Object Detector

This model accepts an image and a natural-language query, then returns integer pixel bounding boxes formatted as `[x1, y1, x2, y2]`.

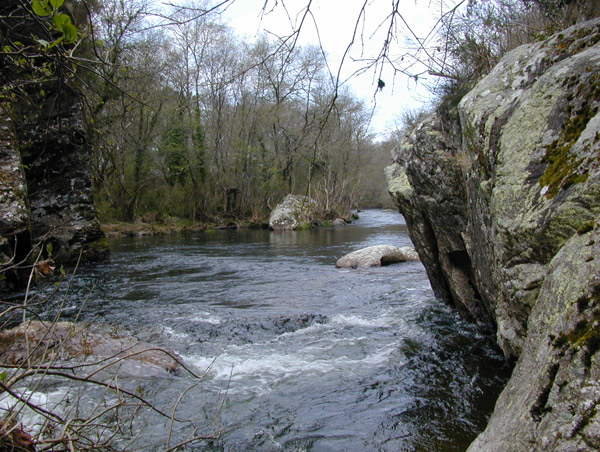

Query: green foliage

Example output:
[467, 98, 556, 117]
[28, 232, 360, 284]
[53, 13, 78, 43]
[31, 0, 78, 47]
[32, 0, 53, 16]
[163, 125, 189, 186]
[1, 1, 81, 120]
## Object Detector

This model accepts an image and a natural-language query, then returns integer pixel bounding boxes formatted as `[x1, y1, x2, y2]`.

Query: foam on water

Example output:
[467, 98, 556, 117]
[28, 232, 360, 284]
[190, 312, 223, 324]
[0, 388, 71, 435]
[185, 335, 401, 395]
[162, 325, 191, 339]
[330, 313, 396, 328]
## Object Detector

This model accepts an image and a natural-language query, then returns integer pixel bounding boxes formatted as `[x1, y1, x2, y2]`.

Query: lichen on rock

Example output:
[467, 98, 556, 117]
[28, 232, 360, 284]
[269, 194, 318, 230]
[386, 17, 600, 452]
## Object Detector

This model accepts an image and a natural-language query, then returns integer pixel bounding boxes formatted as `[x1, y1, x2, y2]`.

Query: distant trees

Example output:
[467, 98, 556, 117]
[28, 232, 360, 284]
[13, 0, 593, 226]
[84, 0, 379, 224]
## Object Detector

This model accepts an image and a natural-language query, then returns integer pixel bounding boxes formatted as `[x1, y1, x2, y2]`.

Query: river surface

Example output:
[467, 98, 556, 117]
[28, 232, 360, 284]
[21, 210, 511, 451]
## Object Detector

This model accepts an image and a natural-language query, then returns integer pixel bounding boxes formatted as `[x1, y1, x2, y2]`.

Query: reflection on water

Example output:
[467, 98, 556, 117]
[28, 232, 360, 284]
[25, 210, 510, 451]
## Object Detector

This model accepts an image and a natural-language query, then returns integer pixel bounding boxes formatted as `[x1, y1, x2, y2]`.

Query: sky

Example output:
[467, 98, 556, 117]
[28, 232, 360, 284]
[219, 0, 447, 139]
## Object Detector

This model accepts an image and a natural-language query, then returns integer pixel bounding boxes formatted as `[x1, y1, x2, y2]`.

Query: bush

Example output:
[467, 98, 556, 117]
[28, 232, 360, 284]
[429, 0, 600, 110]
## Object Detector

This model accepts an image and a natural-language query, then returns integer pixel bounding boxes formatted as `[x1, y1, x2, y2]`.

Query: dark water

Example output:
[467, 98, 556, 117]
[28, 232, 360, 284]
[21, 210, 511, 451]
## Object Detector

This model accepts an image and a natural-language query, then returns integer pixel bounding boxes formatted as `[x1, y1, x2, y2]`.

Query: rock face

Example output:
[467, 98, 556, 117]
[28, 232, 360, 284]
[335, 245, 419, 268]
[0, 0, 108, 288]
[386, 19, 600, 452]
[0, 116, 30, 270]
[269, 194, 317, 230]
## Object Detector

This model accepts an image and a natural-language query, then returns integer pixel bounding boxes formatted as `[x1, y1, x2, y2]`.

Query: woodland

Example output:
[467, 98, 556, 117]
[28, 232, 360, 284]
[77, 0, 590, 226]
[0, 0, 598, 450]
[76, 0, 395, 225]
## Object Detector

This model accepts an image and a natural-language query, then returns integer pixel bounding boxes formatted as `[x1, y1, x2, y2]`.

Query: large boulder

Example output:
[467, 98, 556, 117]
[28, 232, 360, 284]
[468, 228, 600, 452]
[384, 112, 480, 321]
[386, 18, 600, 452]
[269, 194, 317, 230]
[336, 245, 419, 268]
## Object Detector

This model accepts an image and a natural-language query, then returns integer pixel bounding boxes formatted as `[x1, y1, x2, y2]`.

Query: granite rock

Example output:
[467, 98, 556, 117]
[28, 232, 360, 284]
[335, 244, 419, 268]
[386, 18, 600, 452]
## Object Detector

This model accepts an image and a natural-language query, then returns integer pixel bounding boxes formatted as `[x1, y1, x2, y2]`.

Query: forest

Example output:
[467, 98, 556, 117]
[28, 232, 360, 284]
[79, 0, 593, 226]
[79, 0, 395, 225]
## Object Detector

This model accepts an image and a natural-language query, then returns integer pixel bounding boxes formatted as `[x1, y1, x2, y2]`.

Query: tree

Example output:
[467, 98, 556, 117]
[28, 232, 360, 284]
[84, 0, 377, 224]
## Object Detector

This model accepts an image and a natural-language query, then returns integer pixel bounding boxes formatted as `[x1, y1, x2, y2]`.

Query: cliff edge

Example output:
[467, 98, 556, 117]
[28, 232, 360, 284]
[387, 19, 600, 451]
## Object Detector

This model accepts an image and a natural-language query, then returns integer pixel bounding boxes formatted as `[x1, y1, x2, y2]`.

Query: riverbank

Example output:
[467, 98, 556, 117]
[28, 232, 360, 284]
[101, 211, 361, 238]
[100, 217, 269, 238]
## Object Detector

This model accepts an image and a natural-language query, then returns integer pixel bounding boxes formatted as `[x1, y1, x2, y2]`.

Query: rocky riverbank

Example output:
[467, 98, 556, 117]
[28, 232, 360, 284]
[101, 199, 359, 238]
[0, 0, 109, 291]
[387, 18, 600, 452]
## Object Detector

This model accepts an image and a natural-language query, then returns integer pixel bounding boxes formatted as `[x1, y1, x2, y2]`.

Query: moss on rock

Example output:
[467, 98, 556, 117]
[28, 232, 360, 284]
[540, 73, 600, 198]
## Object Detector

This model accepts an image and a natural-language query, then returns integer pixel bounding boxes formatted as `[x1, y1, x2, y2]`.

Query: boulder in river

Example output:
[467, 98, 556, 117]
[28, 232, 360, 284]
[336, 245, 419, 268]
[269, 194, 317, 230]
[332, 218, 347, 227]
[0, 321, 181, 373]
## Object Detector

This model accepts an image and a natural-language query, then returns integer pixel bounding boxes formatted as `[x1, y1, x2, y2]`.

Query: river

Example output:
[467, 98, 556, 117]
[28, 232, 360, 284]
[20, 210, 511, 451]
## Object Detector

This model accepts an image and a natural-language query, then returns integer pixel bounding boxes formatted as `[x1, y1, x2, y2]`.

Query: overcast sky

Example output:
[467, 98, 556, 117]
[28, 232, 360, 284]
[219, 0, 446, 139]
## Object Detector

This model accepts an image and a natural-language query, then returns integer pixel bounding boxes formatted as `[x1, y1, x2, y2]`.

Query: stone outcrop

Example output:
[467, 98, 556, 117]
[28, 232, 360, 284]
[19, 88, 108, 263]
[269, 194, 317, 230]
[0, 0, 109, 288]
[335, 244, 419, 268]
[387, 19, 600, 452]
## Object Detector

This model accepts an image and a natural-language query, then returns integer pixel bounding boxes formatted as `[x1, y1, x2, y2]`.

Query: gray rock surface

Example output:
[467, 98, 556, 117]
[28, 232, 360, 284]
[335, 244, 419, 268]
[0, 116, 28, 238]
[0, 115, 30, 287]
[469, 229, 600, 452]
[16, 81, 109, 265]
[386, 18, 600, 452]
[269, 194, 317, 230]
[332, 218, 347, 227]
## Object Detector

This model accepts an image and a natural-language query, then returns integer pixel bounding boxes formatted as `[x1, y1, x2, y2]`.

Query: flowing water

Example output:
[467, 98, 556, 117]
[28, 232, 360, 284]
[13, 210, 511, 451]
